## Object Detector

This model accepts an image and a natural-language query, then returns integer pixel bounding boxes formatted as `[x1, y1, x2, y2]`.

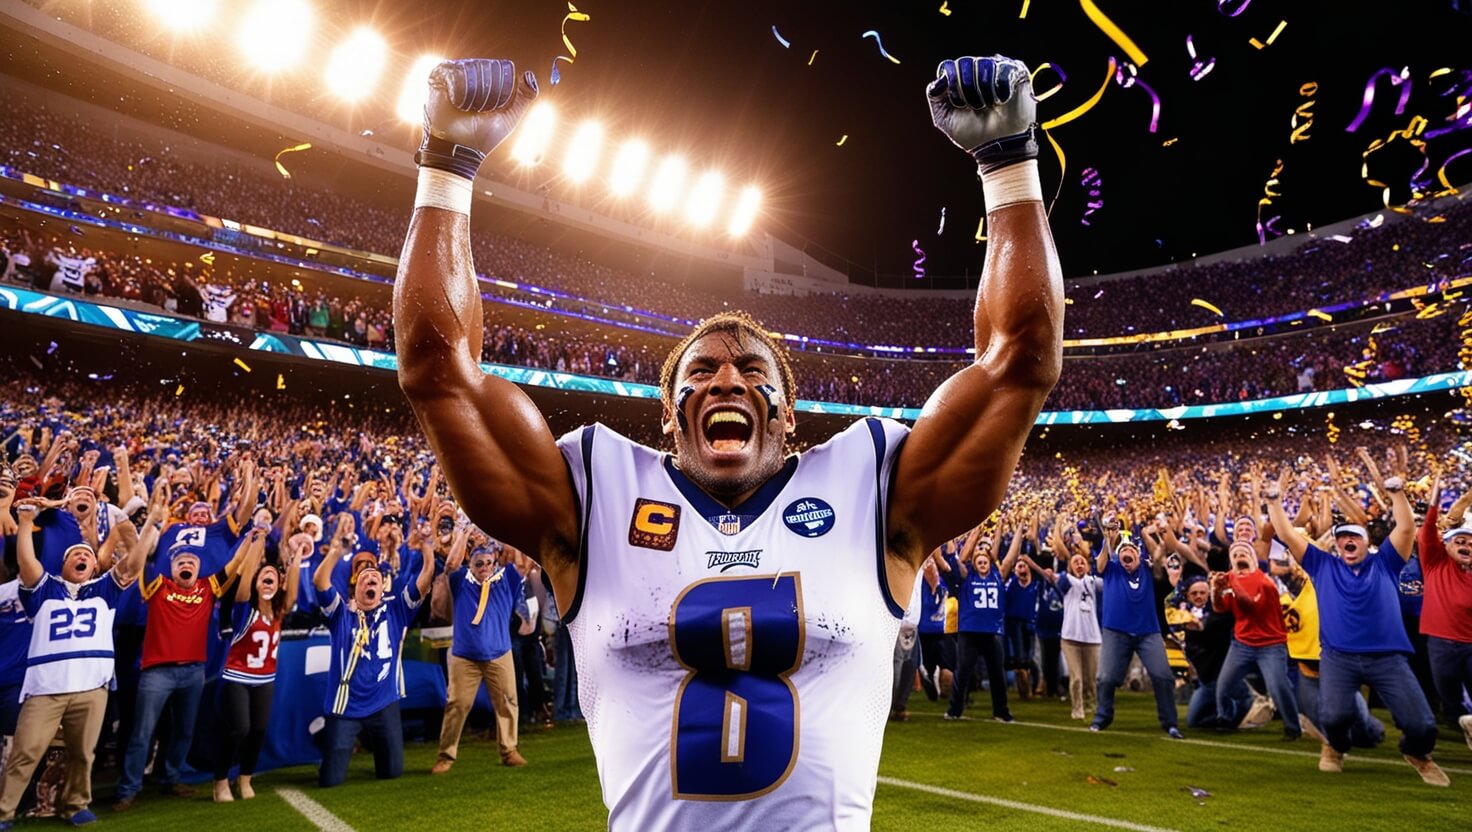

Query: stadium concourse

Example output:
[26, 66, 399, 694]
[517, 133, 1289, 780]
[3, 1, 1472, 830]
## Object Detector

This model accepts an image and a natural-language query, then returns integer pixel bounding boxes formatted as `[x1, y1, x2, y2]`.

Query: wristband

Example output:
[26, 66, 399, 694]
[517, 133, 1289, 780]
[414, 168, 473, 216]
[414, 132, 486, 182]
[1383, 476, 1404, 493]
[980, 159, 1042, 211]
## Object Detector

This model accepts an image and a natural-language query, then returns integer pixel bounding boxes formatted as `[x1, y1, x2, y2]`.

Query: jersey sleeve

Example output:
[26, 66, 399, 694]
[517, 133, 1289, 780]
[18, 572, 60, 617]
[319, 584, 343, 619]
[138, 570, 164, 602]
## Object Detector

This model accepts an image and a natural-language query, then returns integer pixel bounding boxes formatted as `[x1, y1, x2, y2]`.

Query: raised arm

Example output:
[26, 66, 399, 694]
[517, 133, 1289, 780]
[13, 501, 46, 588]
[1381, 474, 1414, 561]
[394, 61, 578, 597]
[1264, 471, 1310, 562]
[234, 532, 265, 603]
[887, 57, 1062, 563]
[231, 457, 257, 532]
[998, 521, 1023, 579]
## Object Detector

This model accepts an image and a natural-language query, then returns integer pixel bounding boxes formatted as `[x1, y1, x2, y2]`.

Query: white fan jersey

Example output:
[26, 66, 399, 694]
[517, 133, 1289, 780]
[19, 572, 128, 699]
[558, 418, 909, 831]
[48, 253, 93, 293]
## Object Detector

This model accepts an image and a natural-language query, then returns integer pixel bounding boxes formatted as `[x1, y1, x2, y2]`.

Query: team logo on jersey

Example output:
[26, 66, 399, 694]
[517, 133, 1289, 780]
[706, 550, 762, 572]
[783, 498, 835, 538]
[629, 498, 681, 551]
[713, 514, 745, 535]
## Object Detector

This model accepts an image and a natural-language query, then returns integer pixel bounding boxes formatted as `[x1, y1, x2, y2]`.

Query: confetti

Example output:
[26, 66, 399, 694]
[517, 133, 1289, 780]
[1030, 62, 1067, 102]
[1433, 147, 1472, 196]
[233, 358, 252, 373]
[1186, 786, 1213, 805]
[1291, 81, 1317, 143]
[1080, 167, 1103, 225]
[1042, 56, 1116, 130]
[1079, 0, 1148, 67]
[807, 49, 819, 66]
[937, 206, 947, 235]
[1256, 158, 1285, 243]
[861, 30, 901, 64]
[1248, 19, 1287, 50]
[1308, 309, 1333, 322]
[199, 251, 215, 265]
[912, 240, 927, 279]
[1191, 298, 1225, 316]
[1186, 36, 1215, 81]
[835, 134, 848, 146]
[1217, 0, 1252, 16]
[939, 1, 952, 16]
[771, 24, 791, 49]
[1360, 115, 1429, 213]
[1345, 67, 1411, 133]
[1019, 0, 1031, 17]
[1162, 137, 1179, 146]
[975, 215, 987, 243]
[175, 384, 185, 397]
[273, 142, 311, 179]
[276, 374, 286, 390]
[1114, 61, 1161, 132]
[551, 2, 592, 84]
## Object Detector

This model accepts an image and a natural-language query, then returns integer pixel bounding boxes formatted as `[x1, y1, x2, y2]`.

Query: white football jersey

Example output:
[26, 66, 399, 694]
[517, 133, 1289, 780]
[558, 418, 909, 831]
[48, 253, 93, 293]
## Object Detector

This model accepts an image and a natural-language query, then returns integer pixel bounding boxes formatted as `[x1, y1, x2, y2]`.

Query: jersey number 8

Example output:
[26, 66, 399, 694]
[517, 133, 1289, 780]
[669, 574, 805, 800]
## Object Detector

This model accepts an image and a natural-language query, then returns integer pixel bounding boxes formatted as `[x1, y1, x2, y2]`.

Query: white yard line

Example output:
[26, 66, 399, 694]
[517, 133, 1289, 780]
[877, 776, 1180, 832]
[277, 788, 358, 832]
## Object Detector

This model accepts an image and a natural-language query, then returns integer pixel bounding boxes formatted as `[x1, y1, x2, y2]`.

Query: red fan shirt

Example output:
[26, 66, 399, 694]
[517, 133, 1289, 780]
[1214, 570, 1287, 647]
[138, 569, 229, 669]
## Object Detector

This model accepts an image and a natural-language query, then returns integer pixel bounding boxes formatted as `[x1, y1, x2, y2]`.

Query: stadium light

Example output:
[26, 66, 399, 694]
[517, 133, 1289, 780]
[144, 0, 218, 31]
[684, 171, 724, 228]
[608, 139, 650, 197]
[395, 55, 445, 123]
[561, 122, 605, 184]
[727, 185, 762, 236]
[647, 155, 687, 215]
[326, 28, 388, 103]
[238, 0, 314, 72]
[510, 103, 557, 166]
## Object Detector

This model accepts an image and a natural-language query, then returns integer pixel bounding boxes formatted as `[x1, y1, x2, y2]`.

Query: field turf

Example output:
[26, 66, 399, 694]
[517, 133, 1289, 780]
[79, 688, 1472, 831]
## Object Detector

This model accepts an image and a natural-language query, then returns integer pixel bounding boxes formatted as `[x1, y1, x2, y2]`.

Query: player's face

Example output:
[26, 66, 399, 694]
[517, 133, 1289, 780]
[1335, 533, 1366, 565]
[256, 566, 280, 601]
[1448, 533, 1472, 567]
[354, 569, 384, 610]
[172, 554, 201, 588]
[1187, 584, 1210, 607]
[664, 334, 794, 502]
[63, 547, 97, 582]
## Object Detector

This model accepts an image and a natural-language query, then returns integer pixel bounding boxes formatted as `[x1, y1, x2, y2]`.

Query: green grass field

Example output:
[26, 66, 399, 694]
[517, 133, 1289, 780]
[80, 689, 1472, 831]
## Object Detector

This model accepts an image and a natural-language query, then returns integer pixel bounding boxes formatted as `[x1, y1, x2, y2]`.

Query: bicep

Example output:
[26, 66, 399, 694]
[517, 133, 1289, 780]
[888, 365, 1047, 558]
[405, 371, 579, 561]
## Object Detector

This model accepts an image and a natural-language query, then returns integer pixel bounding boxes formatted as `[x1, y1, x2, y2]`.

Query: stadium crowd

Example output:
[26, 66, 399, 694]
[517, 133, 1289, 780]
[4, 225, 1467, 413]
[0, 356, 1468, 824]
[3, 89, 1472, 348]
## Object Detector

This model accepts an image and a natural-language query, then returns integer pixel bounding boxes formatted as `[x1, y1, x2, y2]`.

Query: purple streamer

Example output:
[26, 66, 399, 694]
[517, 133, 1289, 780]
[1345, 67, 1412, 133]
[1114, 62, 1161, 133]
[1255, 214, 1283, 245]
[1216, 0, 1253, 16]
[1186, 36, 1215, 81]
[912, 240, 926, 279]
[1080, 167, 1103, 226]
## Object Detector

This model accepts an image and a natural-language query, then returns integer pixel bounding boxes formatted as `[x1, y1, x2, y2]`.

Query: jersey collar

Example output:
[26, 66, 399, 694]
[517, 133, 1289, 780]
[662, 454, 799, 534]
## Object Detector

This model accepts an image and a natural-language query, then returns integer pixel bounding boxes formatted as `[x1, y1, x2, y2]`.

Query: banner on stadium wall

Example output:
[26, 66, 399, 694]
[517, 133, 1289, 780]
[3, 285, 1468, 425]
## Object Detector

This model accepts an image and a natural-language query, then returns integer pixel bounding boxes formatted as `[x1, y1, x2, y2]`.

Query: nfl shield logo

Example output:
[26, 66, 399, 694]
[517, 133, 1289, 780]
[714, 514, 743, 535]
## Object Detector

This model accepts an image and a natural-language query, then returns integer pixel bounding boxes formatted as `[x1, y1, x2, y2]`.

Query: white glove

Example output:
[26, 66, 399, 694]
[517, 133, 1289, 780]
[927, 55, 1038, 175]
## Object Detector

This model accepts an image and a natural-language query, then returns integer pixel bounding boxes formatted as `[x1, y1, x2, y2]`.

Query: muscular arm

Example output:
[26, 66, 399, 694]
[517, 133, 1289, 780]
[887, 202, 1063, 563]
[394, 209, 579, 605]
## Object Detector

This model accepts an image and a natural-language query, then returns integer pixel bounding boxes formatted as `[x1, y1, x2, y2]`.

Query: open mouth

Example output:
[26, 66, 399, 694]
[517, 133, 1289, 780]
[1233, 559, 1251, 572]
[179, 569, 195, 582]
[364, 588, 379, 602]
[702, 409, 754, 454]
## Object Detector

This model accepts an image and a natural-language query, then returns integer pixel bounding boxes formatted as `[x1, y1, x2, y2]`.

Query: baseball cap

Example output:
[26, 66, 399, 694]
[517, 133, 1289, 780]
[1442, 525, 1472, 543]
[302, 513, 324, 541]
[1333, 523, 1368, 540]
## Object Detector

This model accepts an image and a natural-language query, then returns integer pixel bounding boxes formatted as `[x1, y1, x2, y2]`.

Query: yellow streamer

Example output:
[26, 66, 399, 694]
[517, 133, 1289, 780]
[561, 2, 590, 59]
[276, 374, 286, 390]
[940, 1, 952, 16]
[1042, 129, 1066, 217]
[1290, 81, 1316, 144]
[1079, 1, 1148, 67]
[273, 142, 312, 179]
[1041, 56, 1116, 130]
[836, 134, 848, 146]
[1360, 115, 1429, 213]
[808, 49, 819, 65]
[1307, 309, 1332, 322]
[1190, 298, 1225, 317]
[233, 358, 252, 373]
[1020, 0, 1031, 17]
[1030, 62, 1066, 102]
[975, 215, 987, 243]
[1249, 20, 1287, 50]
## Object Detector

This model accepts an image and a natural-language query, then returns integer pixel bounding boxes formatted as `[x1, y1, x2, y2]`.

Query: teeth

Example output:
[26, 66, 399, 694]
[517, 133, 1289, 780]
[705, 411, 750, 430]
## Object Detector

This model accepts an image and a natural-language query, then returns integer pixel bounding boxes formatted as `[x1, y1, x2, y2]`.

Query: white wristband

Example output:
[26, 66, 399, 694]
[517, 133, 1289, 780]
[980, 159, 1043, 212]
[414, 168, 473, 216]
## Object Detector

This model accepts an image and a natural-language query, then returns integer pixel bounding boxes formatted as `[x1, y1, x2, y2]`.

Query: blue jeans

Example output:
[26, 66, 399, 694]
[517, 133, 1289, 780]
[1187, 676, 1254, 729]
[553, 625, 582, 721]
[317, 701, 403, 787]
[1320, 647, 1436, 758]
[1426, 636, 1472, 728]
[1094, 629, 1178, 730]
[117, 663, 205, 799]
[1296, 667, 1382, 747]
[1004, 617, 1037, 675]
[1216, 641, 1300, 734]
